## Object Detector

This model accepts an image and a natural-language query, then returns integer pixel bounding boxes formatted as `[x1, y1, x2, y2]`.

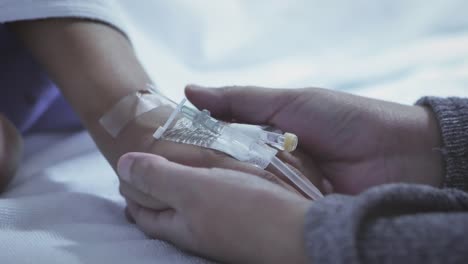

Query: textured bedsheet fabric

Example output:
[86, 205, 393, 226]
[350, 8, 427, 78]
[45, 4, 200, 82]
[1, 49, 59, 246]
[0, 133, 214, 263]
[1, 0, 468, 263]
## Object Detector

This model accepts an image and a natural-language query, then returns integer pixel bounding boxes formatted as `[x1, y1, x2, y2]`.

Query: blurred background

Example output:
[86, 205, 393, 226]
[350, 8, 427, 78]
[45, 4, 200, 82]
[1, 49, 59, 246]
[118, 0, 468, 103]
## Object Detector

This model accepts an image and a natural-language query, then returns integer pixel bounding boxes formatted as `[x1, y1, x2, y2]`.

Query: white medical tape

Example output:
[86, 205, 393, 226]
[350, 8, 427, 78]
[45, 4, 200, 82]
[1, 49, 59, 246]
[99, 90, 164, 137]
[153, 98, 187, 139]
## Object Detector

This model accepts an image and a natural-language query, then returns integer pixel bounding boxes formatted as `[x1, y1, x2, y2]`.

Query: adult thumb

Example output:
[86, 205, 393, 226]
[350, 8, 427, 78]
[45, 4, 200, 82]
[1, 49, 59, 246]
[185, 84, 293, 126]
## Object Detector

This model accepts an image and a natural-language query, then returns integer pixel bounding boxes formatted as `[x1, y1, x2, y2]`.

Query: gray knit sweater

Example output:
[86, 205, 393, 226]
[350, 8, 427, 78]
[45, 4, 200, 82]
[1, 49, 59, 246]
[305, 97, 468, 264]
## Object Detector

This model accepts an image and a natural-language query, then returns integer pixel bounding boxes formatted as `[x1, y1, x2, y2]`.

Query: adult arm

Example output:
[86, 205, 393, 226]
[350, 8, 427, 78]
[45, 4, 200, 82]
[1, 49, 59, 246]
[305, 97, 468, 263]
[417, 97, 468, 191]
[115, 92, 468, 263]
[305, 184, 468, 263]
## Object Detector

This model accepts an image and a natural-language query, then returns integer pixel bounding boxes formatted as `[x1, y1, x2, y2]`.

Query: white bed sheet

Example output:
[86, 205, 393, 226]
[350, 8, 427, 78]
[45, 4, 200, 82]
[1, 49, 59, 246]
[1, 1, 468, 263]
[1, 132, 213, 263]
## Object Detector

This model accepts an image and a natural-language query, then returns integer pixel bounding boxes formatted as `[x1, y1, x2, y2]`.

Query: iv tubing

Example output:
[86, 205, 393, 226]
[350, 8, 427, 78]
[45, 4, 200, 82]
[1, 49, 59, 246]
[270, 156, 323, 200]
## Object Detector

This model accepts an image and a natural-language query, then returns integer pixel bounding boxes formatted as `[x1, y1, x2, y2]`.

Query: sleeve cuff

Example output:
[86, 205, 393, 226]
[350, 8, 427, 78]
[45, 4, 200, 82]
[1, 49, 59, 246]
[416, 97, 468, 191]
[0, 0, 128, 37]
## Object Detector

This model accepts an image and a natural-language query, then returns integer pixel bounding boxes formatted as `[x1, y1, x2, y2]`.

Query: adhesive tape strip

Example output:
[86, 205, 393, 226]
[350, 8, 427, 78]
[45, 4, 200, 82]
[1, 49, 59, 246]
[99, 90, 164, 137]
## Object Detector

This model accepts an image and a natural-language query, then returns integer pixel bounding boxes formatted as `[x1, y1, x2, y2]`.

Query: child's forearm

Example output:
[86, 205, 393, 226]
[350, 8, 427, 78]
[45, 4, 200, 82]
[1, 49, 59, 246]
[9, 19, 156, 167]
[8, 18, 282, 185]
[9, 19, 147, 119]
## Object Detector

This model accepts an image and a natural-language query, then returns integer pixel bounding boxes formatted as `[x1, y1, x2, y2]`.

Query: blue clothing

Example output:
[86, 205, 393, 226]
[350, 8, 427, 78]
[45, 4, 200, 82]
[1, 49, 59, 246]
[0, 24, 82, 134]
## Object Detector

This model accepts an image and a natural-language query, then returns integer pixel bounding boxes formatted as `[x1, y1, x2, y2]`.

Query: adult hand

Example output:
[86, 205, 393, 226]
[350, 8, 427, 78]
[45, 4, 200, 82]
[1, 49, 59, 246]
[186, 85, 444, 194]
[118, 152, 310, 264]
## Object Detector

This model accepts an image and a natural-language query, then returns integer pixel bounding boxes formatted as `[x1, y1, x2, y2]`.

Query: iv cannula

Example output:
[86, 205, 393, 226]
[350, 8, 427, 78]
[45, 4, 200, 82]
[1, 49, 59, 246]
[153, 96, 324, 200]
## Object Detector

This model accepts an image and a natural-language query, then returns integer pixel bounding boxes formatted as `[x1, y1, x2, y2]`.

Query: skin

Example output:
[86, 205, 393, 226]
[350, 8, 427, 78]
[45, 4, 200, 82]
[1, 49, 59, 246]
[185, 85, 445, 194]
[0, 114, 23, 192]
[2, 19, 297, 196]
[2, 17, 445, 263]
[119, 152, 310, 264]
[118, 85, 445, 263]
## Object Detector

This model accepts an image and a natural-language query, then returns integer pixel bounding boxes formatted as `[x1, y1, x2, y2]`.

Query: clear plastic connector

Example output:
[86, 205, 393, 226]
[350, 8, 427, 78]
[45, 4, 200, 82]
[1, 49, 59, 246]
[153, 94, 323, 199]
[100, 84, 322, 199]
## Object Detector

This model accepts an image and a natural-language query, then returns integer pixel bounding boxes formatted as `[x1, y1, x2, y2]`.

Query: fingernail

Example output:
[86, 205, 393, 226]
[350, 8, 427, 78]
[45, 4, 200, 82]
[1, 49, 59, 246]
[118, 154, 135, 183]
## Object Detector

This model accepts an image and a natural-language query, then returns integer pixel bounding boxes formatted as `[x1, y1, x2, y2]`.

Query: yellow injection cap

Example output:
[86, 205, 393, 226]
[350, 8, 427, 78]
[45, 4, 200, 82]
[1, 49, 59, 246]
[284, 132, 298, 152]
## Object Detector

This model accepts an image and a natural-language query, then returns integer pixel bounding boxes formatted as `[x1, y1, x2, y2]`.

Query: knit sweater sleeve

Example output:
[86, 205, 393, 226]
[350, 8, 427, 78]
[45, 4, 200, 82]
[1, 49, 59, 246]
[304, 184, 468, 264]
[416, 97, 468, 191]
[0, 0, 127, 35]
